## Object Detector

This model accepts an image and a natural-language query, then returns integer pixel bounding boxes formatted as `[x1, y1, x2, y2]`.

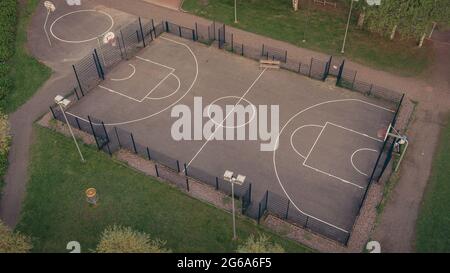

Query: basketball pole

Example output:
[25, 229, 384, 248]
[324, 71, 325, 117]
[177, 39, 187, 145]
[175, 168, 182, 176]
[44, 9, 52, 46]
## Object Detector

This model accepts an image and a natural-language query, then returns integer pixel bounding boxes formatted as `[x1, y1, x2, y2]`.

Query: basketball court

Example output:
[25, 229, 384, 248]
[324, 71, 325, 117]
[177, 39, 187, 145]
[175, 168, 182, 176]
[62, 32, 396, 238]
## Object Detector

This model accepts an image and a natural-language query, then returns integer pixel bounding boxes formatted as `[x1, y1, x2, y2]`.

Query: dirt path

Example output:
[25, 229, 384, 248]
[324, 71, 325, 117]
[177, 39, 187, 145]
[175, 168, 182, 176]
[371, 30, 450, 252]
[1, 1, 449, 255]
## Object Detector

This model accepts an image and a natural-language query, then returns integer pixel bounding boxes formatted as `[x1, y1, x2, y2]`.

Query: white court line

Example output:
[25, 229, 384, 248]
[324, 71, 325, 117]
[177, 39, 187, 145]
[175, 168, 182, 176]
[327, 122, 383, 143]
[142, 72, 174, 100]
[136, 56, 176, 71]
[290, 124, 324, 159]
[98, 84, 141, 102]
[49, 10, 114, 43]
[301, 122, 373, 189]
[351, 148, 378, 176]
[66, 35, 199, 126]
[185, 68, 268, 168]
[273, 99, 395, 233]
[146, 73, 181, 100]
[111, 64, 136, 81]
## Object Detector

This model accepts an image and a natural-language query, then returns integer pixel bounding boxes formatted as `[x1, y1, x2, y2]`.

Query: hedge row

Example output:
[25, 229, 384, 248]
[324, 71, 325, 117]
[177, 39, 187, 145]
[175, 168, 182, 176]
[0, 0, 17, 62]
[0, 0, 17, 102]
[0, 113, 10, 193]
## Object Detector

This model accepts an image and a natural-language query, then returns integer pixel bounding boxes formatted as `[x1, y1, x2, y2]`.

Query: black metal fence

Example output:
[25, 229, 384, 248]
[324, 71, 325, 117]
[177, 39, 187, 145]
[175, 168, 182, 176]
[58, 17, 408, 246]
[49, 104, 253, 212]
[253, 190, 350, 245]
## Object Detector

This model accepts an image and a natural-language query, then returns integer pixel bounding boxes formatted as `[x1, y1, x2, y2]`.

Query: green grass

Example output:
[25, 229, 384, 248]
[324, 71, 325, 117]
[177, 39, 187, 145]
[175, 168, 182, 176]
[182, 0, 430, 76]
[0, 0, 51, 113]
[415, 114, 450, 253]
[16, 126, 311, 253]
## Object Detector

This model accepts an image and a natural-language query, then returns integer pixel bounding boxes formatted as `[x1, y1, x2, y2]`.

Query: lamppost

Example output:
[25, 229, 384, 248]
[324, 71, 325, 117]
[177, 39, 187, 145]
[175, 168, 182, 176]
[234, 0, 238, 23]
[224, 170, 246, 240]
[341, 0, 381, 53]
[54, 95, 85, 162]
[341, 0, 358, 54]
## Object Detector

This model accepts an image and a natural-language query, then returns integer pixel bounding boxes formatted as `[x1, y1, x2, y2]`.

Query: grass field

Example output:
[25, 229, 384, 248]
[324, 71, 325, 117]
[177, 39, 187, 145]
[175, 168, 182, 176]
[16, 126, 311, 253]
[182, 0, 430, 76]
[0, 0, 51, 113]
[415, 115, 450, 252]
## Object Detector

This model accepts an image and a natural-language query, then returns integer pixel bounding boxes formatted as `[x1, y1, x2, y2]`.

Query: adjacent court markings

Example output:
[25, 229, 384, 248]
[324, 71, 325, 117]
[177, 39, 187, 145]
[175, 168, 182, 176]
[49, 10, 114, 43]
[185, 68, 268, 168]
[110, 64, 136, 81]
[99, 56, 176, 102]
[351, 148, 378, 176]
[206, 96, 257, 129]
[290, 124, 324, 159]
[66, 35, 199, 126]
[273, 99, 395, 233]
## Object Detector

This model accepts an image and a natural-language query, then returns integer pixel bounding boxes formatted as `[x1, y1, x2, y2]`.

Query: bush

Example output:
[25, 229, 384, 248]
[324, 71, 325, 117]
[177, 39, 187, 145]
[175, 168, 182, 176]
[95, 225, 172, 253]
[0, 220, 32, 253]
[0, 0, 17, 62]
[237, 234, 285, 253]
[0, 112, 10, 192]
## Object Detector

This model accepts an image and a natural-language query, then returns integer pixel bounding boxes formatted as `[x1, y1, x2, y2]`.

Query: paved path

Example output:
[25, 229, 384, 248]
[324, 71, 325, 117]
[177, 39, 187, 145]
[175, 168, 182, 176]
[1, 1, 449, 255]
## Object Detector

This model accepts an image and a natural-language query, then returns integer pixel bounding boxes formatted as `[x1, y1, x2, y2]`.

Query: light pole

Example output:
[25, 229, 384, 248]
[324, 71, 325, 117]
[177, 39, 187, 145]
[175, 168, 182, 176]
[341, 0, 357, 54]
[54, 95, 85, 162]
[234, 0, 238, 23]
[224, 170, 245, 240]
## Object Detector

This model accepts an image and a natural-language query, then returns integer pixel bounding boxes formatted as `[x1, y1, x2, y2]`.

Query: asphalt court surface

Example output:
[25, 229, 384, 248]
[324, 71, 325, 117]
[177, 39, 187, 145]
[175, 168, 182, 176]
[67, 33, 396, 233]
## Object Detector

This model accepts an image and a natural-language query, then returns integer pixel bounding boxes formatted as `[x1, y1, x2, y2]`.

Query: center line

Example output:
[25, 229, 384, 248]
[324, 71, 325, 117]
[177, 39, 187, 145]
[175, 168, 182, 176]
[185, 68, 268, 168]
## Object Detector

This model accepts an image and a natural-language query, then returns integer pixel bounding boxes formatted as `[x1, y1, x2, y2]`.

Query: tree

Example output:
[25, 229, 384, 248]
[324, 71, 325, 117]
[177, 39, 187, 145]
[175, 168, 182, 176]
[95, 225, 171, 253]
[237, 234, 285, 253]
[0, 221, 32, 253]
[363, 0, 450, 46]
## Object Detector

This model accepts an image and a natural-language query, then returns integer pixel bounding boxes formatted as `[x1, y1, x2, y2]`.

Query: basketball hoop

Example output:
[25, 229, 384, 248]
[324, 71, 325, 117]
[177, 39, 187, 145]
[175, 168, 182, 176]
[44, 1, 56, 12]
[103, 31, 116, 46]
[377, 127, 388, 141]
[86, 188, 98, 206]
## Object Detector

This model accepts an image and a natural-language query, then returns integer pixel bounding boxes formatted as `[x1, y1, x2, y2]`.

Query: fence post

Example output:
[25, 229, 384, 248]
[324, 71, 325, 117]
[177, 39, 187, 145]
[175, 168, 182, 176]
[120, 30, 128, 60]
[87, 116, 101, 150]
[285, 199, 290, 219]
[336, 60, 345, 86]
[351, 71, 357, 90]
[284, 50, 288, 63]
[72, 65, 84, 96]
[207, 25, 211, 41]
[101, 121, 109, 142]
[298, 62, 302, 73]
[184, 163, 188, 176]
[215, 177, 219, 190]
[257, 203, 262, 224]
[73, 87, 80, 100]
[309, 58, 313, 78]
[178, 26, 182, 37]
[195, 23, 198, 40]
[192, 29, 195, 41]
[146, 147, 151, 160]
[248, 183, 252, 203]
[75, 117, 81, 130]
[305, 216, 309, 228]
[93, 49, 105, 80]
[114, 127, 121, 148]
[138, 17, 146, 47]
[213, 21, 215, 40]
[49, 106, 56, 119]
[261, 44, 265, 57]
[241, 44, 244, 56]
[130, 133, 137, 154]
[176, 160, 180, 172]
[368, 84, 373, 96]
[151, 19, 156, 35]
[265, 190, 269, 210]
[186, 178, 190, 192]
[155, 164, 159, 177]
[231, 34, 234, 52]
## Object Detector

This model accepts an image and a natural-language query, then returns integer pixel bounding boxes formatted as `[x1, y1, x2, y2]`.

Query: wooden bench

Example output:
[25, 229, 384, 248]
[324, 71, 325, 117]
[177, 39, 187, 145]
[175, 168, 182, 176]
[259, 59, 280, 69]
